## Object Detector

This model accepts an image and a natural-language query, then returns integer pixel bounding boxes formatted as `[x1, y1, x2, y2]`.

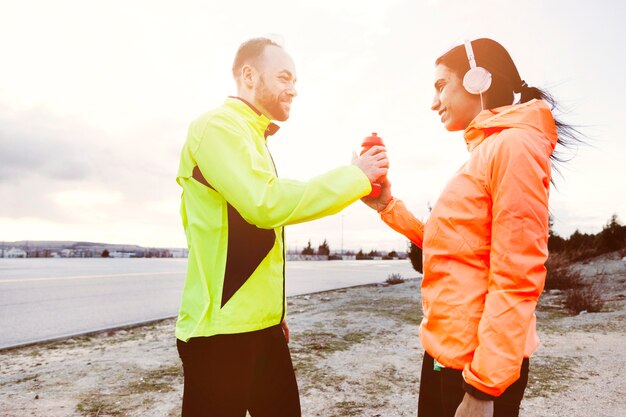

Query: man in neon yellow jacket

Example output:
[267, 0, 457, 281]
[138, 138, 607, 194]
[175, 37, 388, 417]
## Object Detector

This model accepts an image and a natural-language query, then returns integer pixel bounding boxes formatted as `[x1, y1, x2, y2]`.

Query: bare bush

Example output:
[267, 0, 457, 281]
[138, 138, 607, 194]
[545, 256, 584, 290]
[565, 285, 604, 314]
[386, 273, 405, 285]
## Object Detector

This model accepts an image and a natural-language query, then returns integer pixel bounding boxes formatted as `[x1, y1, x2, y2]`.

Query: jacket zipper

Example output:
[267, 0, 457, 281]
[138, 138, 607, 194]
[263, 141, 287, 323]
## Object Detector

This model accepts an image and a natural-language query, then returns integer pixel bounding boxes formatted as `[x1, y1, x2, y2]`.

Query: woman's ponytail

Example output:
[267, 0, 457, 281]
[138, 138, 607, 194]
[517, 80, 544, 104]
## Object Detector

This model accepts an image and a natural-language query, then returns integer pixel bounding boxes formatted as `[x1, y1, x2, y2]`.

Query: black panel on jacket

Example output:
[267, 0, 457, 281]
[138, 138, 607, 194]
[221, 204, 275, 307]
[192, 166, 276, 308]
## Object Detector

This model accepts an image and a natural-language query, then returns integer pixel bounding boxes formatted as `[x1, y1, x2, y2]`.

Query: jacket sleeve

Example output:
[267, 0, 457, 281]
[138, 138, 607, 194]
[379, 198, 425, 247]
[463, 130, 550, 397]
[191, 118, 372, 229]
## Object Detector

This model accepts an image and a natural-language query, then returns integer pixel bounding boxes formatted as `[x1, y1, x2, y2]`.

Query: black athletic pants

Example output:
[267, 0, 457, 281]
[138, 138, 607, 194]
[417, 352, 529, 417]
[177, 324, 301, 417]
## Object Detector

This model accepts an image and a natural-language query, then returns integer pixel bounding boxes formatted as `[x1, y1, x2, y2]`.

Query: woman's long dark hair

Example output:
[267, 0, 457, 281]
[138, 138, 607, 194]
[436, 38, 584, 172]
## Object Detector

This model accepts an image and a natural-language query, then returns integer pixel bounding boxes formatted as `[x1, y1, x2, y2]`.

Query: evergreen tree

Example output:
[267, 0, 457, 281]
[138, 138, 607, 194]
[548, 215, 566, 252]
[408, 242, 423, 273]
[597, 214, 626, 253]
[317, 239, 330, 256]
[301, 240, 314, 255]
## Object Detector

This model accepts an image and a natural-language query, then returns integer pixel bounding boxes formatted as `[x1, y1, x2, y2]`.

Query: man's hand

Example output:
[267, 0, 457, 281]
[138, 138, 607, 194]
[454, 393, 494, 417]
[361, 177, 393, 212]
[351, 145, 388, 183]
[281, 320, 290, 344]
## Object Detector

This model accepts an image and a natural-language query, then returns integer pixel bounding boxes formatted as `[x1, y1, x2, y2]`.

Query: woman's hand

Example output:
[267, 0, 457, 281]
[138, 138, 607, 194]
[361, 177, 393, 212]
[454, 393, 494, 417]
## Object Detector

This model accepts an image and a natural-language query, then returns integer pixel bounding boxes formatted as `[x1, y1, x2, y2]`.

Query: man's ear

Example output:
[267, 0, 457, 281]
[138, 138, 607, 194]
[241, 64, 256, 88]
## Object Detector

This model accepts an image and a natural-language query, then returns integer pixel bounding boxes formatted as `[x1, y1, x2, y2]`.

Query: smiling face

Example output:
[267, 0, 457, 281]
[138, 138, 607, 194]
[431, 63, 482, 131]
[251, 45, 298, 122]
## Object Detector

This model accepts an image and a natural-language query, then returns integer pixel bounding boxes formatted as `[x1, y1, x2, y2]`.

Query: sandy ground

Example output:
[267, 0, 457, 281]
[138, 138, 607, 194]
[1, 256, 625, 417]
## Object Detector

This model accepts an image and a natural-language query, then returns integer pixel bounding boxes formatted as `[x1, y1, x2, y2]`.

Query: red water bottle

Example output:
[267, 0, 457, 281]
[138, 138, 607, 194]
[360, 132, 386, 198]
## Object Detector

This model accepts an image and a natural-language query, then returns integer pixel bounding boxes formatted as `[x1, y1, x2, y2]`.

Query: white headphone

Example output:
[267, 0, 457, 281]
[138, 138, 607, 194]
[463, 40, 492, 95]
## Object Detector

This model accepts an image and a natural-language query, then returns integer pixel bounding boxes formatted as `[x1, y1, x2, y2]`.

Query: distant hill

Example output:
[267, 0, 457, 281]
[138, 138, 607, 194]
[0, 241, 187, 258]
[5, 240, 145, 250]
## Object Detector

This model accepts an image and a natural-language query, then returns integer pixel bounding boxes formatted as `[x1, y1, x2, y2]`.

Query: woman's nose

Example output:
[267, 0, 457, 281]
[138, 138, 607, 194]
[431, 96, 440, 111]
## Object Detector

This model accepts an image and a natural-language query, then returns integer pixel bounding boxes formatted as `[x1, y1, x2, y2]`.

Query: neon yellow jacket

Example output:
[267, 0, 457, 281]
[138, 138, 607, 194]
[175, 97, 371, 341]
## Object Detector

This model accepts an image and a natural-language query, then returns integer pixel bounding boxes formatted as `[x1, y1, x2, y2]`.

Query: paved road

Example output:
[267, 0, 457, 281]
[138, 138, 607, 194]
[0, 258, 417, 349]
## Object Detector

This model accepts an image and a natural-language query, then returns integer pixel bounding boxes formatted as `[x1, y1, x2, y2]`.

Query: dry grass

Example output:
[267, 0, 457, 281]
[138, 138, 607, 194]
[385, 273, 405, 285]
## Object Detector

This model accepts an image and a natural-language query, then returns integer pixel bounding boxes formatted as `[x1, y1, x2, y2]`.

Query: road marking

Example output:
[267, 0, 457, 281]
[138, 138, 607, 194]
[0, 271, 184, 284]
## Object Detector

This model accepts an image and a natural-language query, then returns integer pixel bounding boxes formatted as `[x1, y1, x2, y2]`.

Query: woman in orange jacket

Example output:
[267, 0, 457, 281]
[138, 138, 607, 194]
[364, 39, 581, 417]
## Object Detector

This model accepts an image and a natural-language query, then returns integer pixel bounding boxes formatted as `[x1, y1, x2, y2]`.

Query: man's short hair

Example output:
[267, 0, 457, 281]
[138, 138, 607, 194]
[232, 37, 281, 79]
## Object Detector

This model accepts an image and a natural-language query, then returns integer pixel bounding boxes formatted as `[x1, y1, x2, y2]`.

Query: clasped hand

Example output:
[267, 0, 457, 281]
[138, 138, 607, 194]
[351, 145, 392, 211]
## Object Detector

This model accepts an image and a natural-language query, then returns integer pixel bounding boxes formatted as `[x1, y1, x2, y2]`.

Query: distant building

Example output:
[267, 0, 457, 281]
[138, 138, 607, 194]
[286, 254, 329, 261]
[5, 247, 27, 258]
[170, 248, 189, 258]
[109, 251, 135, 258]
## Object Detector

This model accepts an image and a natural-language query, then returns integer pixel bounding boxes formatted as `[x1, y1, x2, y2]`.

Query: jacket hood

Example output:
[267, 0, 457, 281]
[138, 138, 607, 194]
[464, 99, 558, 153]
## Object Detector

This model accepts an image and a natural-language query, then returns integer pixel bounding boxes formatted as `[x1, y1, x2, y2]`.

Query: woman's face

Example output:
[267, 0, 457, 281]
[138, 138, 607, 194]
[431, 64, 482, 131]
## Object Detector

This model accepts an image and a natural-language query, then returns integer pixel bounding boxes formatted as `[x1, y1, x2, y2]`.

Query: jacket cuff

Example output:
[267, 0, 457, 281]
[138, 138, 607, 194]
[377, 197, 397, 215]
[462, 380, 497, 401]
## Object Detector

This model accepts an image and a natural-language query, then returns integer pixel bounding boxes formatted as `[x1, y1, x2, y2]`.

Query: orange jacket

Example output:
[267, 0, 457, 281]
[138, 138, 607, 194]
[380, 99, 557, 397]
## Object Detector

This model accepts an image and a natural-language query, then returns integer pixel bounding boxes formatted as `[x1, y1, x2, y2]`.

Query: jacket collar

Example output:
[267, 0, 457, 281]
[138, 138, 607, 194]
[463, 99, 558, 152]
[227, 96, 280, 138]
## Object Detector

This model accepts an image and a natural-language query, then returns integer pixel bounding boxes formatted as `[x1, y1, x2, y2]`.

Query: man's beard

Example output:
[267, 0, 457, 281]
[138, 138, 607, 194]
[257, 76, 290, 121]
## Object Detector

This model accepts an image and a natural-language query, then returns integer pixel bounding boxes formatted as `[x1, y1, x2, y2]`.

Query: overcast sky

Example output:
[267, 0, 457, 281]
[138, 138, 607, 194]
[1, 0, 625, 252]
